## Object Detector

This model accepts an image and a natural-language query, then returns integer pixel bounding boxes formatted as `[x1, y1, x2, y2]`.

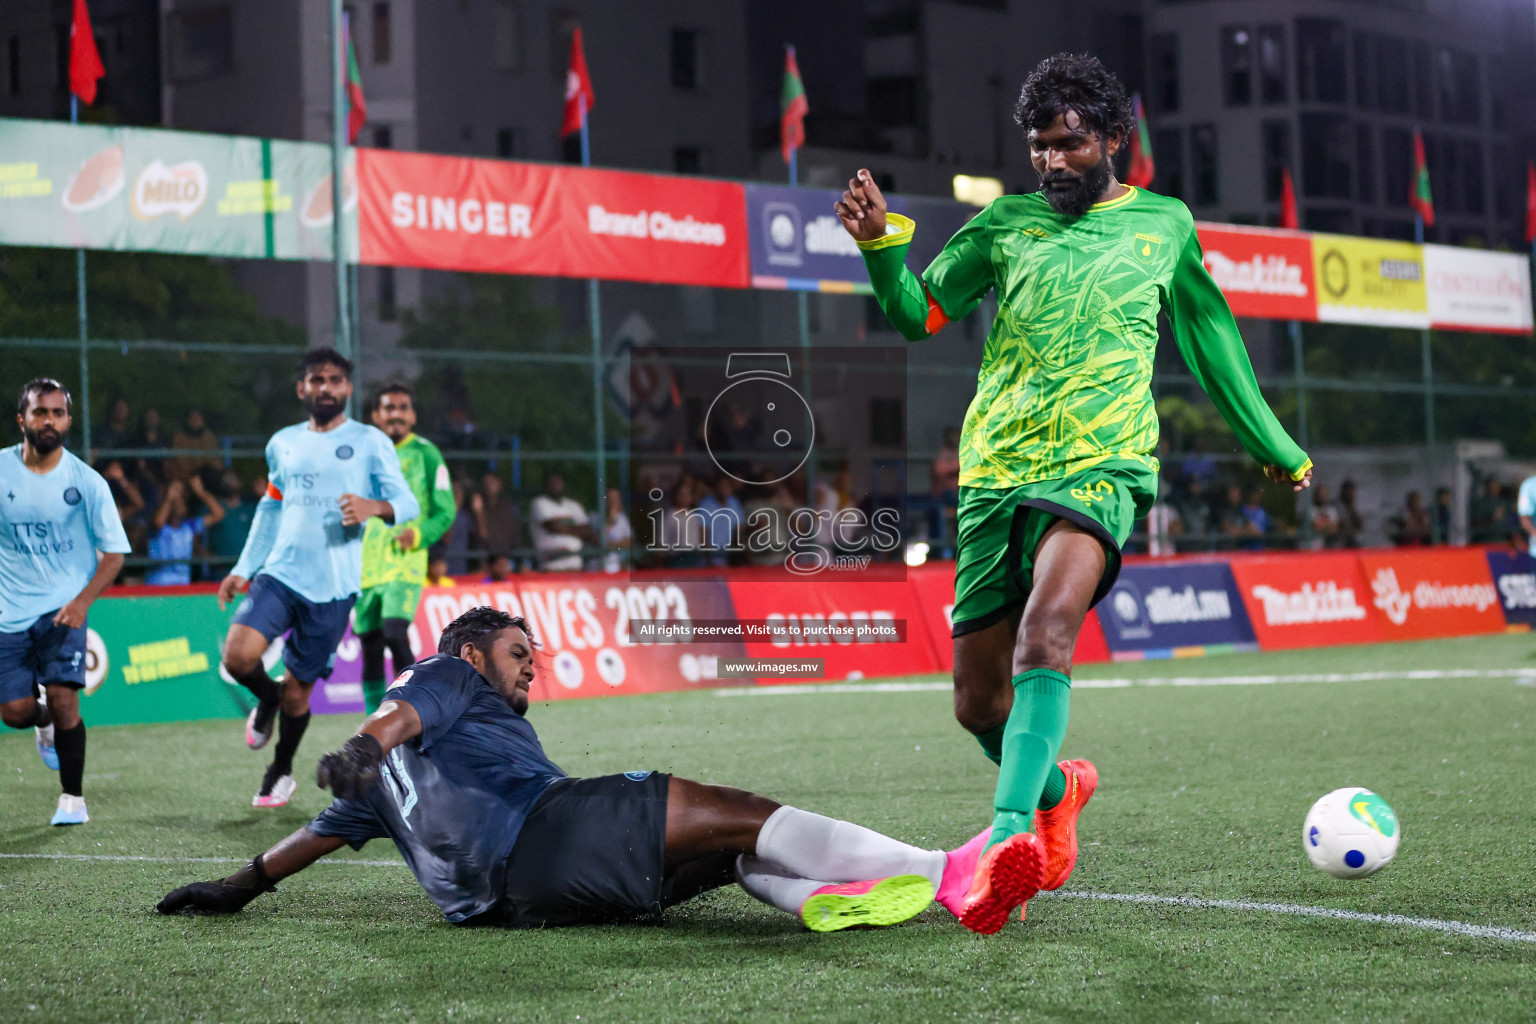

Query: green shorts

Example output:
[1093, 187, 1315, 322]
[353, 581, 423, 634]
[950, 460, 1156, 637]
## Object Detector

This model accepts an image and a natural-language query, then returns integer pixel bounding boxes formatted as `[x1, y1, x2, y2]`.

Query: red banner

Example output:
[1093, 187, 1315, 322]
[905, 562, 1109, 672]
[412, 575, 744, 701]
[358, 149, 749, 287]
[724, 578, 940, 682]
[1195, 223, 1317, 321]
[1228, 553, 1386, 649]
[1355, 549, 1505, 640]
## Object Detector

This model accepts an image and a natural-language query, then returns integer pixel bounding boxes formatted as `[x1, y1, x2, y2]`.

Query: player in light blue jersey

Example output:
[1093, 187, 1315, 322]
[0, 379, 131, 826]
[1517, 475, 1536, 556]
[217, 349, 420, 808]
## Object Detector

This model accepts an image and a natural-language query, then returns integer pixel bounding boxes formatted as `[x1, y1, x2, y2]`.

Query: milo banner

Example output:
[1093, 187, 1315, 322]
[0, 117, 356, 260]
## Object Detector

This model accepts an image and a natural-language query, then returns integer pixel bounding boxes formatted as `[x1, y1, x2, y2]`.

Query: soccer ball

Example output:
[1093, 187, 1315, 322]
[1302, 787, 1400, 878]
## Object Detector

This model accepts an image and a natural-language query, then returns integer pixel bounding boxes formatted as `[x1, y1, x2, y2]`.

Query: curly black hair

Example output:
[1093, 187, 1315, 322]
[1014, 53, 1133, 142]
[437, 606, 538, 658]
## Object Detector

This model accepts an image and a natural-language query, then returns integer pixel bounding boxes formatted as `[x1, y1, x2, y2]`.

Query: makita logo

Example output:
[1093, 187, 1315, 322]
[1204, 250, 1307, 297]
[588, 205, 727, 246]
[1250, 581, 1366, 625]
[1144, 586, 1231, 624]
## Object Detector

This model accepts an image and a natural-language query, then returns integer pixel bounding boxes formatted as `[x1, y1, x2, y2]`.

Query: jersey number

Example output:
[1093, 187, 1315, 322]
[380, 748, 419, 830]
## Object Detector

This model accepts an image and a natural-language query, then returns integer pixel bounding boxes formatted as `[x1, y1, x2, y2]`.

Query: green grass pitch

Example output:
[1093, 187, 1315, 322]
[4, 634, 1536, 1023]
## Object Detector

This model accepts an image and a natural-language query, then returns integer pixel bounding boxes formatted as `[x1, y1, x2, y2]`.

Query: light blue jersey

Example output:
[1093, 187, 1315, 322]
[232, 419, 420, 603]
[1518, 476, 1536, 556]
[0, 444, 132, 633]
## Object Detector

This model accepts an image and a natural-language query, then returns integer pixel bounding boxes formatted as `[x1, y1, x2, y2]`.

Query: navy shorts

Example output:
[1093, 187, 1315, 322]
[232, 575, 356, 683]
[0, 613, 88, 704]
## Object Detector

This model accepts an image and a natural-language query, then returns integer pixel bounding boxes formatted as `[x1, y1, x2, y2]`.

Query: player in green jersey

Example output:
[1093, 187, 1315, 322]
[837, 54, 1314, 933]
[356, 385, 457, 713]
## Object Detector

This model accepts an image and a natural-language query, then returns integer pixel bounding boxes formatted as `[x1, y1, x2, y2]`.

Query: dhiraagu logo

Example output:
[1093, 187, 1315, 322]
[1348, 791, 1397, 837]
[1070, 480, 1113, 507]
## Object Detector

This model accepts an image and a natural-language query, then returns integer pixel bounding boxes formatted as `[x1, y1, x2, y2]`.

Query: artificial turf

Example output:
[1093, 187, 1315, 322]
[3, 633, 1535, 1023]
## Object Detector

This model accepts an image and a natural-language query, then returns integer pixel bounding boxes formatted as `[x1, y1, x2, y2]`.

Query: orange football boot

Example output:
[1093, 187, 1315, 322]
[957, 831, 1047, 935]
[1035, 758, 1099, 892]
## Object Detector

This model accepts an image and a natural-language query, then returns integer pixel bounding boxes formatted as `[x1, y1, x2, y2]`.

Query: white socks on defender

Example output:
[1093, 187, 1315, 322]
[735, 856, 825, 914]
[745, 805, 946, 902]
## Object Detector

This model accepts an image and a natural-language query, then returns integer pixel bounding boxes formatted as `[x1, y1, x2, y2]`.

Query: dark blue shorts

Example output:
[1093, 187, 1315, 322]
[0, 613, 88, 705]
[232, 575, 356, 683]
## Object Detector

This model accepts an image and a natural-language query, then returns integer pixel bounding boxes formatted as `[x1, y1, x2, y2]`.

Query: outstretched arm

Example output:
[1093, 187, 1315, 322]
[1165, 226, 1313, 491]
[314, 698, 424, 800]
[156, 826, 347, 915]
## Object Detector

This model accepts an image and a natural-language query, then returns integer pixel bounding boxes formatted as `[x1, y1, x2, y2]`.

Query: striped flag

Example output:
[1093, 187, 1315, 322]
[780, 45, 808, 164]
[1409, 128, 1434, 227]
[345, 15, 367, 143]
[1124, 93, 1154, 188]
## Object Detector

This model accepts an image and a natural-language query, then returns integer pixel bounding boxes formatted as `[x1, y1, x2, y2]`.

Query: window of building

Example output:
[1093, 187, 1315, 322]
[1150, 33, 1179, 114]
[1305, 207, 1355, 234]
[371, 3, 391, 64]
[670, 28, 699, 91]
[1435, 49, 1480, 124]
[1426, 134, 1457, 215]
[169, 7, 233, 82]
[372, 125, 392, 149]
[1462, 139, 1484, 215]
[673, 146, 702, 174]
[1261, 120, 1291, 202]
[496, 128, 516, 158]
[870, 397, 905, 447]
[1411, 42, 1433, 119]
[1356, 124, 1375, 204]
[1295, 18, 1347, 104]
[494, 2, 521, 72]
[1153, 128, 1183, 200]
[1493, 145, 1517, 220]
[7, 35, 18, 95]
[1258, 25, 1285, 103]
[1381, 128, 1413, 210]
[1300, 113, 1352, 199]
[1352, 33, 1374, 110]
[378, 267, 396, 322]
[1190, 124, 1219, 206]
[549, 10, 577, 81]
[1377, 36, 1410, 114]
[868, 76, 919, 126]
[1221, 27, 1252, 106]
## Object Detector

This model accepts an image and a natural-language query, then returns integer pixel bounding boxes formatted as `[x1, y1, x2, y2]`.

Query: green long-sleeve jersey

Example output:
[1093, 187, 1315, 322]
[360, 432, 456, 588]
[859, 187, 1310, 489]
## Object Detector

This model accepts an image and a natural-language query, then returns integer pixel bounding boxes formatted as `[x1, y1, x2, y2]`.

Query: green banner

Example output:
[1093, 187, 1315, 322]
[80, 593, 250, 726]
[0, 118, 357, 261]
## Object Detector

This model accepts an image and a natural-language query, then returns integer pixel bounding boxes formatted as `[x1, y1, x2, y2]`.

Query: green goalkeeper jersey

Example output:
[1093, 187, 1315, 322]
[360, 433, 456, 588]
[858, 186, 1310, 489]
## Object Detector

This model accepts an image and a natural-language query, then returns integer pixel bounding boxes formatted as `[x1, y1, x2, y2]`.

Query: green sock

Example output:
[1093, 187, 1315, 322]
[975, 724, 1005, 767]
[988, 669, 1071, 850]
[362, 678, 387, 715]
[1038, 763, 1068, 810]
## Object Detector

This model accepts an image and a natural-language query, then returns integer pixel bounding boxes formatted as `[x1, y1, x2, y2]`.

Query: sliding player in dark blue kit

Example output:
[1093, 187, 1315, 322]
[158, 607, 993, 932]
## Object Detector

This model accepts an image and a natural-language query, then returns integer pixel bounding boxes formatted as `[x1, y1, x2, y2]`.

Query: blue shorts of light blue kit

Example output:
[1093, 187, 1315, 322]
[232, 575, 356, 684]
[0, 612, 88, 705]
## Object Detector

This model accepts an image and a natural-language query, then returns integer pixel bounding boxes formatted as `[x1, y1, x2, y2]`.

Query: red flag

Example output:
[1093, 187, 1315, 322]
[780, 45, 808, 164]
[1124, 93, 1154, 188]
[1279, 166, 1298, 230]
[1409, 128, 1435, 227]
[344, 17, 367, 143]
[1525, 161, 1536, 245]
[68, 0, 105, 106]
[561, 27, 595, 138]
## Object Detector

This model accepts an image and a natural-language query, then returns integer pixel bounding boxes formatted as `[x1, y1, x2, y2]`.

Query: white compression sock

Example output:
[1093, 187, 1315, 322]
[754, 806, 945, 891]
[735, 855, 825, 915]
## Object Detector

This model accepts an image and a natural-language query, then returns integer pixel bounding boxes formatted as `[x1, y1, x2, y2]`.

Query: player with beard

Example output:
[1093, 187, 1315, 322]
[355, 384, 456, 714]
[0, 379, 130, 825]
[218, 349, 419, 808]
[838, 53, 1312, 932]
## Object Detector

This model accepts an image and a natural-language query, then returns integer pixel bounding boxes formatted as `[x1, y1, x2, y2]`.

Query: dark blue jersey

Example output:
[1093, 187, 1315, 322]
[308, 654, 566, 923]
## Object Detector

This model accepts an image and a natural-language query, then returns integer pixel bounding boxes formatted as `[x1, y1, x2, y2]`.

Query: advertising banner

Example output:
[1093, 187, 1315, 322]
[78, 594, 243, 726]
[359, 149, 749, 288]
[0, 118, 355, 260]
[1484, 549, 1536, 628]
[904, 561, 1109, 671]
[1098, 562, 1258, 658]
[1357, 549, 1504, 640]
[1195, 223, 1317, 321]
[1228, 553, 1385, 649]
[724, 578, 939, 682]
[1423, 244, 1534, 334]
[1312, 234, 1429, 328]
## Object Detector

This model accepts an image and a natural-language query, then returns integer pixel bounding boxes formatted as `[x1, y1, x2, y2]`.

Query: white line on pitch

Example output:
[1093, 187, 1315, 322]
[715, 667, 1536, 697]
[6, 852, 1534, 944]
[1043, 889, 1536, 944]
